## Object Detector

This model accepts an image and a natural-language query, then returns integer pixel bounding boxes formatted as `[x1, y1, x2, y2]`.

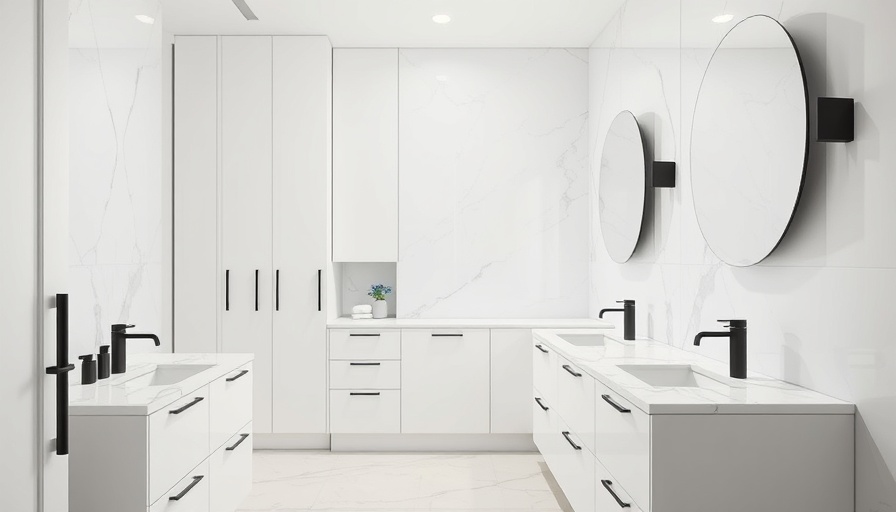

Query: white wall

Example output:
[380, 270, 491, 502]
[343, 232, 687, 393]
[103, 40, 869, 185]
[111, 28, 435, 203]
[589, 1, 896, 509]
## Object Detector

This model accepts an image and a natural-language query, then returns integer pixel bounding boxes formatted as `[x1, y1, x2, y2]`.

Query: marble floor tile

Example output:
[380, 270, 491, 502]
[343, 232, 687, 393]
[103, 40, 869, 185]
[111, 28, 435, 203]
[237, 451, 570, 512]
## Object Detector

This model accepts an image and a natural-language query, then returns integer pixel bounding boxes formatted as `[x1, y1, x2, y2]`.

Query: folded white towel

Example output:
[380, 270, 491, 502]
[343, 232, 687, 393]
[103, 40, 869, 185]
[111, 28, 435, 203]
[352, 304, 373, 314]
[352, 313, 373, 320]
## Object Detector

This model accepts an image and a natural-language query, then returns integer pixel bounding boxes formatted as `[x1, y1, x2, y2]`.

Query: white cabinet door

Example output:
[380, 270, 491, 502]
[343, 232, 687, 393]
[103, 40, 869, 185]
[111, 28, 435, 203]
[332, 49, 398, 262]
[271, 36, 330, 434]
[221, 36, 273, 433]
[490, 329, 533, 433]
[174, 36, 219, 354]
[401, 329, 490, 433]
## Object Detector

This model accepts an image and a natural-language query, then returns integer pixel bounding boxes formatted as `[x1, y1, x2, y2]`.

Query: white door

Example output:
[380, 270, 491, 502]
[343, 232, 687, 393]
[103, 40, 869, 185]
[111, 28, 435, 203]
[222, 36, 274, 433]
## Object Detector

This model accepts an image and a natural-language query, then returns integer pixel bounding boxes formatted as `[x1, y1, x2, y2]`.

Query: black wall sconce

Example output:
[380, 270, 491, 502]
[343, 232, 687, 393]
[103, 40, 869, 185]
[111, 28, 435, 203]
[652, 161, 676, 188]
[817, 97, 854, 143]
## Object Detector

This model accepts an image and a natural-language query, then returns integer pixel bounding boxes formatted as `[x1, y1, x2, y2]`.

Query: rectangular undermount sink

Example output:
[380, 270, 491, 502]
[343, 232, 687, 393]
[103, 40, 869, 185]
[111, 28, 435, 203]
[556, 333, 609, 347]
[618, 364, 729, 391]
[126, 364, 215, 387]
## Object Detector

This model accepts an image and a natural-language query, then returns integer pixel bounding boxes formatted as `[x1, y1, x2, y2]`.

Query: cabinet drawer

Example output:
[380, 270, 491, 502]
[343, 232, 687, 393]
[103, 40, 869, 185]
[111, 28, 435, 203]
[595, 456, 642, 512]
[594, 379, 649, 510]
[210, 425, 253, 512]
[532, 339, 557, 405]
[557, 356, 595, 454]
[150, 459, 210, 512]
[532, 393, 557, 459]
[552, 418, 595, 512]
[329, 390, 400, 433]
[149, 387, 211, 505]
[329, 329, 401, 360]
[210, 363, 253, 450]
[329, 360, 400, 389]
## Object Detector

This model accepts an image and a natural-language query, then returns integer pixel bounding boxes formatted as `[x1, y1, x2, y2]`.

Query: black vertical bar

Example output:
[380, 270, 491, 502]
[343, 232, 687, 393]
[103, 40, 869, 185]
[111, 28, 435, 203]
[255, 269, 259, 311]
[225, 270, 230, 311]
[56, 293, 70, 456]
[317, 269, 322, 312]
[275, 269, 280, 311]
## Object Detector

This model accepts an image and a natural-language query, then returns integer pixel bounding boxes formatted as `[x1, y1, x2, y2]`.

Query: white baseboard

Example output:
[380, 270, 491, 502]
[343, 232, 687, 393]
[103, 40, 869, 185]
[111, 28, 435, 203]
[330, 434, 536, 452]
[254, 433, 331, 450]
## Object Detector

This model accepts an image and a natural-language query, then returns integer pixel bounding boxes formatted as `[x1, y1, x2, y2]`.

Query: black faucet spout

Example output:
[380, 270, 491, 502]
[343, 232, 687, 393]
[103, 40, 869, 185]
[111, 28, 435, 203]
[598, 300, 636, 341]
[693, 320, 747, 379]
[110, 324, 161, 374]
[693, 331, 730, 346]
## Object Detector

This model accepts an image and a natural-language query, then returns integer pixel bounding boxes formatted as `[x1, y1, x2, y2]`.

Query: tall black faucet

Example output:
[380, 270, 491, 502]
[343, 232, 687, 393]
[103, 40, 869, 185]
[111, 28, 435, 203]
[599, 300, 635, 340]
[694, 320, 747, 379]
[111, 324, 160, 374]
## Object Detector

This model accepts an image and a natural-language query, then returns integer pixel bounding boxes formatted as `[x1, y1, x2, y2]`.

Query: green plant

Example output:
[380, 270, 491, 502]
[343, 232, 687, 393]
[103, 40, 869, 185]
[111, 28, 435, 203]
[368, 284, 393, 301]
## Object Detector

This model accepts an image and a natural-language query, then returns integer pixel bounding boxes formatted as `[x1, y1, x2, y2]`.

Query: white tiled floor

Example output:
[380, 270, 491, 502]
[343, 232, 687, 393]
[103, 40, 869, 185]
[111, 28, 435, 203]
[237, 451, 571, 512]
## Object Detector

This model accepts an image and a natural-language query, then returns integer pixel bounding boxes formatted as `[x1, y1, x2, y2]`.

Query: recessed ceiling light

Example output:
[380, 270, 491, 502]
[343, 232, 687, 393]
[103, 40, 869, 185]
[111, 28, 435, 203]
[712, 14, 734, 23]
[432, 14, 451, 24]
[135, 14, 155, 24]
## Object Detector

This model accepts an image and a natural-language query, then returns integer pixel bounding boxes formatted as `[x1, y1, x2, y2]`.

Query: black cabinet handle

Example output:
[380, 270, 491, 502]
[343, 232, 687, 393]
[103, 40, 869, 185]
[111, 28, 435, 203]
[535, 344, 549, 353]
[225, 433, 250, 451]
[275, 269, 280, 311]
[169, 475, 204, 501]
[169, 397, 204, 415]
[226, 369, 249, 382]
[561, 431, 582, 450]
[432, 333, 463, 337]
[562, 364, 582, 377]
[350, 362, 381, 366]
[601, 394, 631, 413]
[45, 293, 74, 456]
[254, 269, 259, 311]
[350, 392, 381, 396]
[349, 333, 380, 337]
[317, 269, 322, 312]
[225, 270, 230, 311]
[601, 480, 631, 508]
[534, 397, 549, 411]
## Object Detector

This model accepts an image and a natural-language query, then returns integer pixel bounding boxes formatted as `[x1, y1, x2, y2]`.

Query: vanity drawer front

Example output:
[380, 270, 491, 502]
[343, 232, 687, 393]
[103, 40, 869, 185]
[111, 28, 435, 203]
[210, 362, 253, 450]
[149, 387, 211, 505]
[532, 339, 557, 405]
[150, 459, 210, 512]
[552, 418, 596, 512]
[329, 329, 401, 360]
[329, 389, 400, 433]
[532, 392, 557, 457]
[557, 356, 595, 454]
[209, 424, 253, 512]
[595, 456, 642, 512]
[329, 360, 400, 389]
[594, 379, 649, 510]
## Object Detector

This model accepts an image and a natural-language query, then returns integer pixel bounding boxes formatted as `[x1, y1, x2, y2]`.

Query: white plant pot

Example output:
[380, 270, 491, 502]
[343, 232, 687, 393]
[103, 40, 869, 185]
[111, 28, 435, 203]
[372, 300, 388, 319]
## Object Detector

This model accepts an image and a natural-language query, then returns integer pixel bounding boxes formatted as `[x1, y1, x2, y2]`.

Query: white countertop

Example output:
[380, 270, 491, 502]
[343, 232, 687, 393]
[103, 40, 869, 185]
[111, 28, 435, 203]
[328, 317, 615, 330]
[533, 329, 854, 415]
[69, 353, 253, 416]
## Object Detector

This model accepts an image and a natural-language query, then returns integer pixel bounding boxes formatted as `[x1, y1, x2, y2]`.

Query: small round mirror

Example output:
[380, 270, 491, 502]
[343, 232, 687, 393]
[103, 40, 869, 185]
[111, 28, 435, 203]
[691, 15, 809, 266]
[599, 111, 647, 263]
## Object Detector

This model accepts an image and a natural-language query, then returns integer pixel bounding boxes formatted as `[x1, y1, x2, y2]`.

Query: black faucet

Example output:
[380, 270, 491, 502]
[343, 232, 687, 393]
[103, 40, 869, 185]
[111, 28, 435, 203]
[599, 300, 635, 340]
[111, 324, 160, 374]
[694, 320, 747, 379]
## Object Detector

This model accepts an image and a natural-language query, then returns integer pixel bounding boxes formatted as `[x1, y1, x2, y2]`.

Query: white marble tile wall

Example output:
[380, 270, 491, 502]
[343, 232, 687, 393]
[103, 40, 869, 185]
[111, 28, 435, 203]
[398, 49, 590, 319]
[589, 1, 896, 509]
[68, 0, 168, 357]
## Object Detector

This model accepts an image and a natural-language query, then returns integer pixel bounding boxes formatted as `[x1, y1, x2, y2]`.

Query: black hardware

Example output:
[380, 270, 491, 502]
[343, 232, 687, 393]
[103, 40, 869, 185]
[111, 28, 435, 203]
[817, 97, 854, 143]
[225, 433, 250, 451]
[535, 344, 549, 354]
[98, 345, 110, 379]
[169, 475, 204, 501]
[601, 394, 631, 413]
[599, 300, 636, 340]
[169, 397, 204, 415]
[561, 431, 582, 450]
[350, 392, 381, 396]
[349, 333, 380, 337]
[350, 362, 381, 366]
[562, 364, 582, 377]
[255, 269, 259, 311]
[601, 480, 631, 508]
[694, 319, 747, 379]
[276, 269, 280, 311]
[317, 269, 322, 312]
[652, 161, 676, 188]
[79, 354, 97, 385]
[45, 294, 74, 456]
[226, 369, 249, 382]
[432, 333, 463, 337]
[225, 270, 230, 311]
[534, 397, 549, 411]
[111, 324, 160, 374]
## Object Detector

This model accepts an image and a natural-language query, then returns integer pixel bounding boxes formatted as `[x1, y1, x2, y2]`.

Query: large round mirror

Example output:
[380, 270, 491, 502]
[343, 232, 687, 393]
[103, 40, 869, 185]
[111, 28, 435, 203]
[691, 15, 808, 266]
[599, 111, 647, 263]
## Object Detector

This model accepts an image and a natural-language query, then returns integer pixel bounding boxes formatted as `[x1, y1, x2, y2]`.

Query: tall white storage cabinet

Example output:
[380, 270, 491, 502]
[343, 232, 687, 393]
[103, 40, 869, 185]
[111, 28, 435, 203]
[173, 36, 330, 437]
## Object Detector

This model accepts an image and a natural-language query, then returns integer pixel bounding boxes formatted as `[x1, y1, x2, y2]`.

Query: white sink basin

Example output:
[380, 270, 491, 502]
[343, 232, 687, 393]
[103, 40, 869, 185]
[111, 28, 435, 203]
[618, 364, 729, 391]
[126, 364, 214, 387]
[556, 333, 610, 347]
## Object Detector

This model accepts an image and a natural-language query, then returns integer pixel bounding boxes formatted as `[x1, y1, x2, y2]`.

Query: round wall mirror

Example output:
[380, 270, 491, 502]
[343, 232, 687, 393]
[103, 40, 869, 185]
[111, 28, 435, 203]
[690, 15, 808, 267]
[599, 110, 647, 263]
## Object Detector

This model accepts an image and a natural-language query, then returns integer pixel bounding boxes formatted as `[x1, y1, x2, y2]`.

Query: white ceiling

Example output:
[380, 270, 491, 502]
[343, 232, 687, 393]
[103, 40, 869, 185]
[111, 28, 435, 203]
[162, 0, 625, 48]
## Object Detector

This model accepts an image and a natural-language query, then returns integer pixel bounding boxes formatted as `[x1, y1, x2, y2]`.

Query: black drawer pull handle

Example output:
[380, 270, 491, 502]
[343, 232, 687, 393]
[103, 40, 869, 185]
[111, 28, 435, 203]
[534, 397, 549, 411]
[317, 269, 322, 312]
[350, 362, 381, 366]
[601, 394, 631, 413]
[225, 433, 250, 451]
[562, 364, 582, 377]
[225, 270, 230, 311]
[226, 369, 249, 382]
[601, 480, 631, 508]
[350, 392, 381, 396]
[535, 344, 549, 353]
[169, 397, 204, 415]
[275, 269, 280, 311]
[254, 269, 259, 311]
[432, 333, 463, 337]
[169, 475, 204, 501]
[561, 431, 582, 450]
[349, 333, 381, 337]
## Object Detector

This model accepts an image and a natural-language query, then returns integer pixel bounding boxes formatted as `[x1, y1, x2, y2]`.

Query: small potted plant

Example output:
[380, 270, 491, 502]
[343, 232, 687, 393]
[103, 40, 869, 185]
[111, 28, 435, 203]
[368, 284, 392, 319]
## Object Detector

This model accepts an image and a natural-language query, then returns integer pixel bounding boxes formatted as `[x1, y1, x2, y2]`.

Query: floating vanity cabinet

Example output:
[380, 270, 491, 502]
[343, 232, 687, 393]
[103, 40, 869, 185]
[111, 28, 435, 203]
[332, 49, 399, 262]
[490, 329, 533, 433]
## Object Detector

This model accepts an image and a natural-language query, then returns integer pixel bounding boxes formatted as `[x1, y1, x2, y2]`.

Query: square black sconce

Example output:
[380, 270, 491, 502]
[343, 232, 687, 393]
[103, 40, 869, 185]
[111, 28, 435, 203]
[817, 97, 855, 143]
[652, 161, 676, 188]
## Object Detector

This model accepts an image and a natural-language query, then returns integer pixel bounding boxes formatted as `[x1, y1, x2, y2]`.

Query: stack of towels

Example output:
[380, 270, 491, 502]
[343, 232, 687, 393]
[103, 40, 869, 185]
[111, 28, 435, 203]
[352, 304, 373, 320]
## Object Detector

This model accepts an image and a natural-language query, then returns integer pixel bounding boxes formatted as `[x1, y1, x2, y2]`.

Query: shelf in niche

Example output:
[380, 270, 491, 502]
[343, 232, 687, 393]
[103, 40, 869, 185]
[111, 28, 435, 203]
[335, 262, 398, 318]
